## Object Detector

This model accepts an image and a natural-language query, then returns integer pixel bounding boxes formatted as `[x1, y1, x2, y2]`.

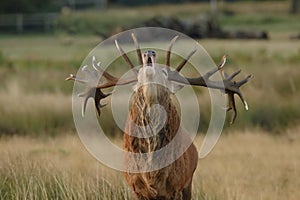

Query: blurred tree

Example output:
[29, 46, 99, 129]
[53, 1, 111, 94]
[116, 0, 209, 6]
[0, 0, 63, 14]
[290, 0, 300, 14]
[0, 0, 107, 13]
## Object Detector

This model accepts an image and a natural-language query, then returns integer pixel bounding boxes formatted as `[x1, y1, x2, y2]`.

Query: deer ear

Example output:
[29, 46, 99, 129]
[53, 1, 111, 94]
[167, 81, 184, 94]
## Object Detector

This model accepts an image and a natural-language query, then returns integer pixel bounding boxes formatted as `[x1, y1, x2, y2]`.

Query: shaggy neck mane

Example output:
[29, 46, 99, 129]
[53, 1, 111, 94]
[124, 85, 180, 153]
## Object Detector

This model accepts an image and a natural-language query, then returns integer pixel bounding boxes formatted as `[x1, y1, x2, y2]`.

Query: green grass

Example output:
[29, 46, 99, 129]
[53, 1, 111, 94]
[220, 14, 300, 33]
[53, 1, 300, 36]
[55, 2, 212, 35]
[1, 35, 300, 135]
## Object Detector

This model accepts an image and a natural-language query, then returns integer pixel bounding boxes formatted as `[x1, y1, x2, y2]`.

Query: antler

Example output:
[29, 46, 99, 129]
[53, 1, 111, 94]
[66, 33, 146, 117]
[166, 36, 178, 67]
[167, 55, 253, 124]
[131, 33, 143, 66]
[66, 33, 146, 116]
[165, 37, 252, 124]
[166, 35, 197, 72]
[66, 56, 137, 117]
[114, 33, 143, 74]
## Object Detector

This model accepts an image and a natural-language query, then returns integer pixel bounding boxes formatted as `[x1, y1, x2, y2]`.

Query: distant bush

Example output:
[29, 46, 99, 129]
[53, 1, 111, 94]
[0, 50, 5, 64]
[117, 0, 186, 6]
[54, 11, 146, 36]
[0, 0, 64, 14]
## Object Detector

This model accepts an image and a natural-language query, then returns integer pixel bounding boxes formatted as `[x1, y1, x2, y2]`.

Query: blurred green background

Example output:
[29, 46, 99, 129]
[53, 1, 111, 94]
[0, 0, 299, 137]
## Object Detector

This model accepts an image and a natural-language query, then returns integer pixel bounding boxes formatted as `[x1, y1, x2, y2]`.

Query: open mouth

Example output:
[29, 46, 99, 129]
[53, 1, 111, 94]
[147, 57, 152, 65]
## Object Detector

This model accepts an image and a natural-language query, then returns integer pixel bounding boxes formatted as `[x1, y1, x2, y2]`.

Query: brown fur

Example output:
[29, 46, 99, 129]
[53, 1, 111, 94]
[124, 85, 198, 200]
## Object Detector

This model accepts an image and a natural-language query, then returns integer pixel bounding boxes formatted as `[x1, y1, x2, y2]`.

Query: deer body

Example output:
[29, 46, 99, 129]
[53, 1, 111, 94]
[124, 84, 198, 200]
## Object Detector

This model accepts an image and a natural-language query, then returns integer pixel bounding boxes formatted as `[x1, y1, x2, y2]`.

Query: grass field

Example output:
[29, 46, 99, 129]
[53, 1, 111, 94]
[0, 1, 300, 199]
[0, 130, 299, 199]
[0, 35, 299, 135]
[55, 1, 300, 35]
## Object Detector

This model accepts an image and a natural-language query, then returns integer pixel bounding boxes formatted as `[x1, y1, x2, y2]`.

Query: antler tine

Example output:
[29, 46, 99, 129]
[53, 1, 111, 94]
[65, 74, 76, 81]
[226, 69, 241, 80]
[237, 92, 248, 110]
[227, 93, 237, 124]
[221, 71, 228, 80]
[65, 74, 88, 84]
[224, 68, 252, 121]
[227, 86, 250, 124]
[176, 47, 197, 72]
[81, 92, 90, 117]
[218, 54, 227, 69]
[94, 52, 138, 89]
[203, 55, 227, 79]
[94, 88, 111, 116]
[82, 65, 100, 82]
[91, 55, 138, 89]
[79, 87, 112, 117]
[237, 75, 253, 87]
[236, 75, 253, 108]
[115, 40, 135, 69]
[131, 33, 143, 66]
[92, 56, 118, 82]
[78, 88, 95, 117]
[166, 35, 179, 67]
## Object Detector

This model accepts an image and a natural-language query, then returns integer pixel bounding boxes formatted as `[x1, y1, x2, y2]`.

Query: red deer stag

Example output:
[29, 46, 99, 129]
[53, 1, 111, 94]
[66, 33, 252, 200]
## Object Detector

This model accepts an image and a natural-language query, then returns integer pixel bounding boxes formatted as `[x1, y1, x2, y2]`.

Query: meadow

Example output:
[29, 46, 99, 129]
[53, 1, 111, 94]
[0, 1, 300, 199]
[0, 131, 299, 199]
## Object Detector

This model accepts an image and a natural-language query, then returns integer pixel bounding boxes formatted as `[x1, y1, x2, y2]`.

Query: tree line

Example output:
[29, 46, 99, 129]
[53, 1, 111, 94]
[0, 0, 294, 14]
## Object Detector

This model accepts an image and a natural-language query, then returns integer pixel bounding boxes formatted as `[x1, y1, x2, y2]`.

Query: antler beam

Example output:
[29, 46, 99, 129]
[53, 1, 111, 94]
[167, 55, 253, 124]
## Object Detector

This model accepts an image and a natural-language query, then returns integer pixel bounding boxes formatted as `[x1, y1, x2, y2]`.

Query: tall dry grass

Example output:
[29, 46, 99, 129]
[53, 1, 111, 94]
[0, 80, 73, 136]
[0, 130, 299, 199]
[194, 128, 300, 200]
[0, 134, 131, 199]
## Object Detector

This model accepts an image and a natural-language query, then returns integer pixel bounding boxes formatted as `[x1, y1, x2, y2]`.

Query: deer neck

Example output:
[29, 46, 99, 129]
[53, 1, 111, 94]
[125, 86, 180, 153]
